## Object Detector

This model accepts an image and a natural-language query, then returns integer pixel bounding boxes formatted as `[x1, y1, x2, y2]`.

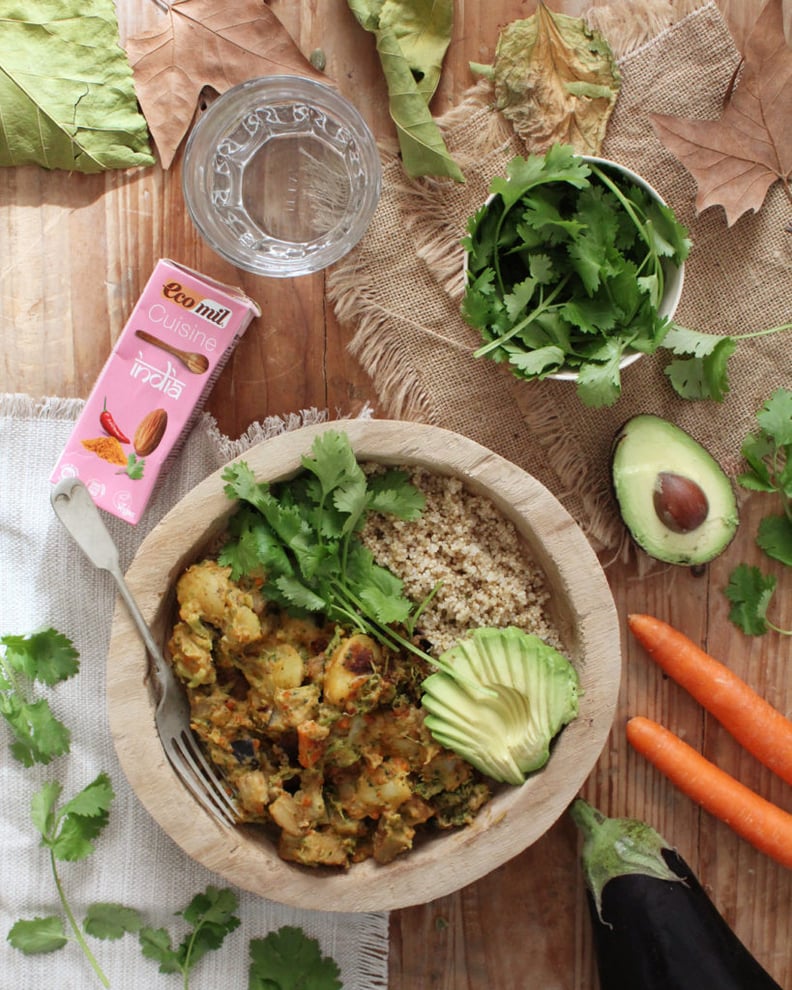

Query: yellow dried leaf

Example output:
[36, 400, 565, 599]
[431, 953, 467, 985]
[478, 2, 620, 156]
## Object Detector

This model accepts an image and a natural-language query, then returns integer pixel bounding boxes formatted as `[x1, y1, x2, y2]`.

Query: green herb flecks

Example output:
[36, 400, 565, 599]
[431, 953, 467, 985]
[725, 388, 792, 636]
[0, 629, 79, 766]
[219, 430, 458, 675]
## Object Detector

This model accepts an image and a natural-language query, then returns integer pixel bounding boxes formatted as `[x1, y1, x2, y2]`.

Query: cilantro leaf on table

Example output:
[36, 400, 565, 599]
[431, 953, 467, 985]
[83, 903, 144, 941]
[724, 564, 780, 636]
[7, 915, 69, 955]
[0, 629, 78, 765]
[725, 389, 792, 636]
[1, 629, 79, 685]
[757, 515, 792, 567]
[139, 886, 240, 983]
[10, 773, 117, 986]
[220, 431, 456, 672]
[248, 925, 342, 990]
[662, 332, 737, 401]
[33, 773, 114, 862]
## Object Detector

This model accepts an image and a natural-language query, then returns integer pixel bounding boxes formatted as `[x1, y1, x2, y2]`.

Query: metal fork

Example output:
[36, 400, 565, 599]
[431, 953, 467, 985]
[50, 478, 238, 827]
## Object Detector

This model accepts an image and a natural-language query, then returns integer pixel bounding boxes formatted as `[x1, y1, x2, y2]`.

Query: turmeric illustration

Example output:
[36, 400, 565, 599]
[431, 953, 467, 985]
[81, 435, 127, 466]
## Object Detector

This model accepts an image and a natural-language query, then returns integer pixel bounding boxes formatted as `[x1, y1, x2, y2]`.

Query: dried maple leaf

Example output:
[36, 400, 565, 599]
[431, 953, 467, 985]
[126, 0, 328, 169]
[650, 0, 792, 226]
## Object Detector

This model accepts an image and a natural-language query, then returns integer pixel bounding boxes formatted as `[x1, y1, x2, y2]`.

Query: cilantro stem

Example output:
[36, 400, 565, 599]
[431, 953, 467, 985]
[180, 925, 201, 990]
[328, 580, 494, 692]
[473, 274, 571, 358]
[404, 580, 443, 637]
[328, 580, 430, 661]
[50, 850, 110, 988]
[729, 321, 792, 341]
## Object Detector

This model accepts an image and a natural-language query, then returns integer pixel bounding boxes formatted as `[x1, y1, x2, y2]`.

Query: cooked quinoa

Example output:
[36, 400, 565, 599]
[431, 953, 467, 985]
[360, 467, 562, 656]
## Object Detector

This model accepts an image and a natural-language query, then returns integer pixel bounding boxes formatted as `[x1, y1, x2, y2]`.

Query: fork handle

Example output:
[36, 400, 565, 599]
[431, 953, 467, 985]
[50, 478, 171, 685]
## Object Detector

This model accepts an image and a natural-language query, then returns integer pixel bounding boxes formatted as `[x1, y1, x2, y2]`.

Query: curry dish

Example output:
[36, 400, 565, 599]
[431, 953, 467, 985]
[167, 559, 493, 868]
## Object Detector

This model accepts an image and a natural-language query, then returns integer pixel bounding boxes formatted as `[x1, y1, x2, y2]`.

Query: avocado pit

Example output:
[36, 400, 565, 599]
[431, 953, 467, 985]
[653, 471, 709, 534]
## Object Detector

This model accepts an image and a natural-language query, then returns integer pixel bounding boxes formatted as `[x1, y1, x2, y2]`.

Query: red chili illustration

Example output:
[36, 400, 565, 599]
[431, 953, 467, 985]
[99, 397, 130, 444]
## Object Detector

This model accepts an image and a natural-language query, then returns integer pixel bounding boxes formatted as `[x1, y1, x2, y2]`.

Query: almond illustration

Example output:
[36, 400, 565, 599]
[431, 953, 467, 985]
[134, 408, 168, 456]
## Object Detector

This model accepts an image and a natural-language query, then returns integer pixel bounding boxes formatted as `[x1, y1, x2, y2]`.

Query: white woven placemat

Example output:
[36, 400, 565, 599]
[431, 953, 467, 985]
[0, 394, 386, 990]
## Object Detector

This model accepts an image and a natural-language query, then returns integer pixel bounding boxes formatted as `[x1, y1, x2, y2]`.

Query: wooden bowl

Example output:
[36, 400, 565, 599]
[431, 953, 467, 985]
[107, 420, 620, 912]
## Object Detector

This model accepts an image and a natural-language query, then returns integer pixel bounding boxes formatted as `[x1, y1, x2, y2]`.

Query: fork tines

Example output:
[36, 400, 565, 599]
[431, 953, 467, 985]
[167, 732, 239, 827]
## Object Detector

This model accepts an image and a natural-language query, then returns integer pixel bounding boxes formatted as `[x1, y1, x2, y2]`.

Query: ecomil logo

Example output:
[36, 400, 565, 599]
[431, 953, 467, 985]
[161, 280, 233, 328]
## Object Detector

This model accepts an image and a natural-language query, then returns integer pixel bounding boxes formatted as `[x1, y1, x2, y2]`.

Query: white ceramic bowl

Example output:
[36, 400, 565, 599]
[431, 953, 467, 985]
[464, 155, 685, 381]
[107, 420, 620, 912]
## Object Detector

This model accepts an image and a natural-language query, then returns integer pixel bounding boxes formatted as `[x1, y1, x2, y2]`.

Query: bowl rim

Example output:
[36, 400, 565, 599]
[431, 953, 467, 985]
[181, 74, 383, 278]
[462, 153, 686, 381]
[107, 419, 621, 912]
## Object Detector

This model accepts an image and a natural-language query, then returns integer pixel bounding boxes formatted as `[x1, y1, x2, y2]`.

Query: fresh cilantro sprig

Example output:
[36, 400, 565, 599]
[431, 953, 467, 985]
[0, 629, 79, 765]
[462, 144, 790, 407]
[249, 925, 342, 990]
[8, 772, 121, 988]
[663, 321, 792, 403]
[219, 430, 455, 674]
[139, 886, 241, 988]
[725, 388, 792, 636]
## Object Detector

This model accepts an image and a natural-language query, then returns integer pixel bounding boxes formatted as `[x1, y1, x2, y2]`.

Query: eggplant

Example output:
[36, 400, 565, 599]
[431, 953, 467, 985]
[570, 799, 782, 990]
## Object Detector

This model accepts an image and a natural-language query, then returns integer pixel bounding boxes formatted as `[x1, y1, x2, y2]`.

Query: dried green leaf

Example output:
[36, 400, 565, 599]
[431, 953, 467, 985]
[0, 0, 154, 172]
[347, 0, 463, 182]
[476, 1, 620, 155]
[377, 0, 452, 103]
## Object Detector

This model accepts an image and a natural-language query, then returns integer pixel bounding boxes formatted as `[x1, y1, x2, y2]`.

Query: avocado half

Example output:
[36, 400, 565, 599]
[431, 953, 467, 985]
[611, 415, 738, 566]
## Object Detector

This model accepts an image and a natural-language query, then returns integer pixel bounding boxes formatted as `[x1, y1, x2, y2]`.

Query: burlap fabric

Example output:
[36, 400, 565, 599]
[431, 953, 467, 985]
[329, 2, 791, 555]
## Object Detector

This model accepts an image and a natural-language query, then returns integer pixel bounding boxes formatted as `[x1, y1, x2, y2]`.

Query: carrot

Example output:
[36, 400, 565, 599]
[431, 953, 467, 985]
[628, 613, 792, 786]
[626, 715, 792, 870]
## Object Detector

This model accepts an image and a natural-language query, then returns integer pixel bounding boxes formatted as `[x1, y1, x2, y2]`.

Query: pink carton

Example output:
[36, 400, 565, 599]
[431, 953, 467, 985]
[51, 259, 261, 524]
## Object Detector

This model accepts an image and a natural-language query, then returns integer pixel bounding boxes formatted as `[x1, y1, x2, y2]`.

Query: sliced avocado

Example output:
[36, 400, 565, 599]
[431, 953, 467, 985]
[611, 414, 738, 566]
[421, 627, 579, 786]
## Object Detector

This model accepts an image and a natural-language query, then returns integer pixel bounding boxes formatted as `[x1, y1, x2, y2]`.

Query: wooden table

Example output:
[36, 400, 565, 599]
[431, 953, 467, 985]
[3, 1, 789, 987]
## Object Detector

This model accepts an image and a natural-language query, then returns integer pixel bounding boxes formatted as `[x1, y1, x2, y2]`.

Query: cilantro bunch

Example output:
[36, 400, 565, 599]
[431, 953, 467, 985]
[462, 144, 691, 407]
[219, 430, 448, 669]
[725, 388, 792, 636]
[462, 144, 791, 408]
[8, 772, 118, 987]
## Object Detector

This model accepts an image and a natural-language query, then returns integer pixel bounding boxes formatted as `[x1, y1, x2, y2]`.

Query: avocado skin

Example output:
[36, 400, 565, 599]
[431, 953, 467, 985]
[611, 415, 739, 566]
